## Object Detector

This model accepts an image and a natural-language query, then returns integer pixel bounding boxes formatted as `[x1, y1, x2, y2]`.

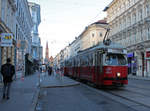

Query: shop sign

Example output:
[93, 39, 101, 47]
[127, 52, 134, 57]
[146, 51, 150, 58]
[0, 33, 13, 47]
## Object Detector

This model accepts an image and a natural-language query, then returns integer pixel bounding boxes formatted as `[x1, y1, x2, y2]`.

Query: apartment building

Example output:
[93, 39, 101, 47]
[104, 0, 150, 76]
[28, 2, 42, 61]
[16, 0, 33, 71]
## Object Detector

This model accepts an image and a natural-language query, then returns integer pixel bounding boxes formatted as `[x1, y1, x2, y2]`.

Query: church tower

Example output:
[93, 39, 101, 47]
[45, 41, 49, 59]
[44, 41, 50, 64]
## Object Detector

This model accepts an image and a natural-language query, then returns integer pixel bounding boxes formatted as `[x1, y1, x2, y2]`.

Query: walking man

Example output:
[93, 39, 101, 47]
[1, 58, 15, 100]
[48, 66, 52, 76]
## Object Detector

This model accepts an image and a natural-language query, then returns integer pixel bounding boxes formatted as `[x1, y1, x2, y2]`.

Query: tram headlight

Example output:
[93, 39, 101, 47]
[117, 72, 121, 77]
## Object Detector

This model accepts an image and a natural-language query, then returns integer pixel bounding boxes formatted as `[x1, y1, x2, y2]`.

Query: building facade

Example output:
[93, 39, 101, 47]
[16, 0, 33, 71]
[69, 37, 81, 58]
[28, 2, 42, 61]
[0, 0, 17, 65]
[104, 0, 150, 76]
[80, 20, 108, 51]
[0, 0, 17, 81]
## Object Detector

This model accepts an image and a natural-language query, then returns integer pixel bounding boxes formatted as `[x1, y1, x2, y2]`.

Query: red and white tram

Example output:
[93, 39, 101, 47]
[62, 28, 128, 87]
[63, 41, 128, 87]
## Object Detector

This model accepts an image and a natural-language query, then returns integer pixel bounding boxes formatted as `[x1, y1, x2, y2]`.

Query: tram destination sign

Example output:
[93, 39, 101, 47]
[0, 33, 13, 47]
[108, 49, 127, 54]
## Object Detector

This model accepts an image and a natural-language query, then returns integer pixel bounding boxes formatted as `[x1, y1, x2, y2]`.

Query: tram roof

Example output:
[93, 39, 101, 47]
[96, 42, 125, 49]
[78, 42, 126, 54]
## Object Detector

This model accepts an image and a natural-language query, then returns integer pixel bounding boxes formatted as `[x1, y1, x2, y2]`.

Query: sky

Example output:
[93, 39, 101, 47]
[28, 0, 112, 58]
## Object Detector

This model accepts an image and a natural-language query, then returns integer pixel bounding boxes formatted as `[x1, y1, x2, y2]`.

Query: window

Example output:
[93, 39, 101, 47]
[99, 32, 103, 37]
[128, 16, 131, 26]
[139, 9, 143, 20]
[148, 28, 150, 39]
[105, 54, 127, 65]
[133, 13, 136, 24]
[134, 30, 137, 43]
[140, 29, 143, 41]
[146, 5, 150, 16]
[92, 33, 95, 37]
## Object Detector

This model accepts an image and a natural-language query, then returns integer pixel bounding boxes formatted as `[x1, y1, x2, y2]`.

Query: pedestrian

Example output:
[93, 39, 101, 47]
[48, 66, 52, 76]
[1, 58, 15, 100]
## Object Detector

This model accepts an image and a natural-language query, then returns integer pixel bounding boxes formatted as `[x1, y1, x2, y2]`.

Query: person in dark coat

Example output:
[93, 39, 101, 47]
[1, 58, 15, 99]
[48, 66, 52, 76]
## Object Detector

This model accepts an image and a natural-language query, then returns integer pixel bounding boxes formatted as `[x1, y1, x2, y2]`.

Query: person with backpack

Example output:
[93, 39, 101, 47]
[1, 58, 15, 100]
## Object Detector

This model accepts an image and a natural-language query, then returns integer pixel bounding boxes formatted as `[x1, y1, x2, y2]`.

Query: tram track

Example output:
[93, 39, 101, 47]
[127, 84, 150, 91]
[105, 89, 150, 109]
[123, 87, 150, 97]
[79, 81, 150, 110]
[68, 76, 150, 110]
[103, 85, 150, 109]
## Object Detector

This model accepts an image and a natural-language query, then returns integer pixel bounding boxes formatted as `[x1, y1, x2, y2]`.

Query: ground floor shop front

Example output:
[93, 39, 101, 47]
[128, 48, 150, 77]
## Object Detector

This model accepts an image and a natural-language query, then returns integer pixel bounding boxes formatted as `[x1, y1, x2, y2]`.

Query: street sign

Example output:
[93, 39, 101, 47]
[0, 33, 13, 47]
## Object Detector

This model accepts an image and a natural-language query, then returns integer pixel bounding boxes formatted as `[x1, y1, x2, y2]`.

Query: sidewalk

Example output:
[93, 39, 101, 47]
[0, 71, 23, 87]
[0, 71, 80, 111]
[128, 74, 150, 81]
[40, 72, 80, 88]
[0, 72, 40, 111]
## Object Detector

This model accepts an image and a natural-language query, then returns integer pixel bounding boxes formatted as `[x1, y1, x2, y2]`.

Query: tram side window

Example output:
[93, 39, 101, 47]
[82, 56, 88, 66]
[93, 53, 95, 66]
[69, 60, 72, 67]
[73, 60, 75, 67]
[77, 58, 80, 66]
[75, 58, 79, 67]
[86, 55, 89, 66]
[88, 54, 93, 66]
[80, 57, 84, 66]
[85, 56, 88, 66]
[78, 58, 81, 66]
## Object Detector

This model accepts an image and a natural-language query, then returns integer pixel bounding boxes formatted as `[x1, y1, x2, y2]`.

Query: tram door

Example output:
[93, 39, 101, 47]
[94, 51, 103, 84]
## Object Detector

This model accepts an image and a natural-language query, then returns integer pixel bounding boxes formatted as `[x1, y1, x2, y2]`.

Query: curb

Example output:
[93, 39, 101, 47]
[30, 88, 40, 111]
[128, 77, 150, 81]
[41, 82, 80, 89]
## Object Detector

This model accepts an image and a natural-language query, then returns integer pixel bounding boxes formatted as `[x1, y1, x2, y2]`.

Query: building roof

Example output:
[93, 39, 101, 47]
[92, 19, 108, 25]
[103, 0, 114, 11]
[79, 19, 108, 37]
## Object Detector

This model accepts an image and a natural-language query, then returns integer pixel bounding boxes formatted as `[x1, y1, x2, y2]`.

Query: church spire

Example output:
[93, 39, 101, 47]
[45, 41, 49, 59]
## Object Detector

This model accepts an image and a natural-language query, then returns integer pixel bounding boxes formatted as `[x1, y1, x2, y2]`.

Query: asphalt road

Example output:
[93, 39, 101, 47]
[37, 84, 136, 111]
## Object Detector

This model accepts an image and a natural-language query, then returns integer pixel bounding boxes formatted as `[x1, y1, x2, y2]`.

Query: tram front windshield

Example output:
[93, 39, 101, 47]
[105, 53, 127, 66]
